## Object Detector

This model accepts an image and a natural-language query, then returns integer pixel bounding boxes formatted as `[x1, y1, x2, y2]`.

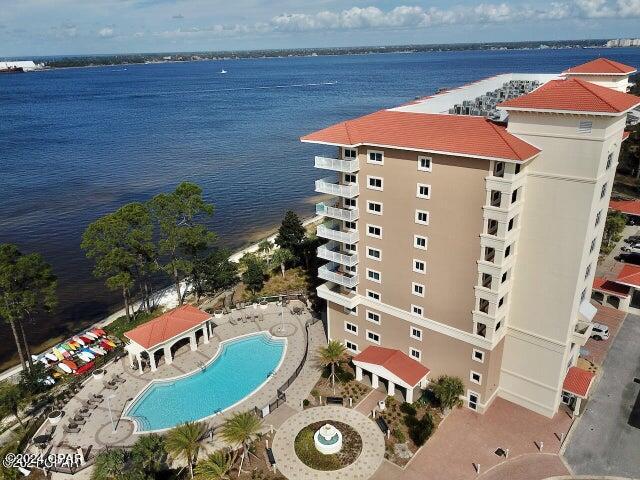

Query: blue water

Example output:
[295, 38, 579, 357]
[1, 47, 640, 363]
[125, 333, 285, 431]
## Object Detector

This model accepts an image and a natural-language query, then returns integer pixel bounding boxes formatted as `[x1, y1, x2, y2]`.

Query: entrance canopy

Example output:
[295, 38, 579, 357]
[353, 346, 430, 390]
[562, 366, 596, 399]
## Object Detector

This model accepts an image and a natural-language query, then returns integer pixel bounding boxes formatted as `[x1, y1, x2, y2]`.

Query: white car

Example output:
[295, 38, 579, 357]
[590, 323, 610, 341]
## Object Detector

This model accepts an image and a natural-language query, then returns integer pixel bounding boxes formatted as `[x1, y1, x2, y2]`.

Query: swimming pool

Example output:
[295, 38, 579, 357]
[125, 332, 286, 432]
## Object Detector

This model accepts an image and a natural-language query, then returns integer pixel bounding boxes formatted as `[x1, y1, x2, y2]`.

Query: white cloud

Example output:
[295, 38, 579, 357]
[98, 26, 115, 38]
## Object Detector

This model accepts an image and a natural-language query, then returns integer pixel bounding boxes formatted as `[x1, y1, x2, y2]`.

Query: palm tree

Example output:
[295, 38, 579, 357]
[131, 433, 166, 474]
[220, 412, 262, 476]
[91, 449, 126, 480]
[432, 375, 465, 411]
[165, 421, 206, 479]
[317, 340, 347, 393]
[271, 248, 295, 278]
[194, 450, 233, 480]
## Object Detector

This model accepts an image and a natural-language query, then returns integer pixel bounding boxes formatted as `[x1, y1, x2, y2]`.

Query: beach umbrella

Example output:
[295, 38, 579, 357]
[60, 343, 73, 352]
[57, 362, 72, 374]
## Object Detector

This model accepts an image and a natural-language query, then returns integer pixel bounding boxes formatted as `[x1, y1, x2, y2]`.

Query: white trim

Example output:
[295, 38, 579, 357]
[365, 329, 381, 345]
[344, 321, 358, 335]
[409, 347, 422, 361]
[467, 389, 480, 411]
[413, 259, 426, 274]
[366, 289, 381, 302]
[124, 317, 211, 351]
[410, 325, 423, 341]
[352, 359, 428, 390]
[367, 200, 383, 215]
[412, 282, 425, 298]
[472, 348, 485, 363]
[498, 105, 639, 116]
[411, 304, 424, 317]
[470, 370, 482, 385]
[366, 224, 382, 239]
[367, 149, 384, 165]
[415, 210, 430, 226]
[366, 268, 382, 283]
[344, 339, 359, 353]
[366, 310, 381, 324]
[366, 246, 382, 261]
[366, 175, 384, 191]
[414, 235, 428, 251]
[418, 155, 432, 172]
[416, 183, 431, 199]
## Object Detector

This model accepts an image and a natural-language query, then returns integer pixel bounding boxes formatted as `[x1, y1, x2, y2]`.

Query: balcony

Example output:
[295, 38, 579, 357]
[571, 320, 593, 347]
[317, 221, 359, 244]
[318, 262, 358, 288]
[315, 177, 359, 199]
[314, 156, 360, 173]
[317, 242, 358, 267]
[316, 202, 359, 222]
[317, 282, 359, 309]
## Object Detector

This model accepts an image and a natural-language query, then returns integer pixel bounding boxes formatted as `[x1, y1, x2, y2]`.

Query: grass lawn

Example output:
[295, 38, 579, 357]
[104, 308, 164, 341]
[237, 266, 311, 302]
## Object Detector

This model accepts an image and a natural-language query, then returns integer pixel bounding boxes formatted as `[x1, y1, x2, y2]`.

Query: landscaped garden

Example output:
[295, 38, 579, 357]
[294, 421, 362, 471]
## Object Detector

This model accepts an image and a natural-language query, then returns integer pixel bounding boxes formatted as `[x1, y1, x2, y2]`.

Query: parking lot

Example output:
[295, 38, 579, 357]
[564, 313, 640, 477]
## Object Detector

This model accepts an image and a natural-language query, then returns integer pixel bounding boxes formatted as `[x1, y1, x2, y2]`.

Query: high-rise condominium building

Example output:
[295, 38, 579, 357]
[301, 58, 639, 417]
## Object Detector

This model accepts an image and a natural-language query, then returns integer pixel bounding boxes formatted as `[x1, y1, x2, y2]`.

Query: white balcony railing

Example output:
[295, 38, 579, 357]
[314, 156, 360, 173]
[316, 282, 359, 309]
[315, 177, 359, 199]
[318, 262, 358, 288]
[317, 222, 359, 244]
[316, 202, 359, 222]
[317, 242, 358, 267]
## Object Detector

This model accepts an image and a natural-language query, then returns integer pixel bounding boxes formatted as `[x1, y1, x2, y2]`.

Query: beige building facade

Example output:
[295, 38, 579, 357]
[303, 58, 639, 417]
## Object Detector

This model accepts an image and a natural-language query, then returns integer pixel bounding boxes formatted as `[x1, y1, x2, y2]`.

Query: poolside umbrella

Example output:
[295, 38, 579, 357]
[68, 341, 80, 349]
[57, 362, 72, 374]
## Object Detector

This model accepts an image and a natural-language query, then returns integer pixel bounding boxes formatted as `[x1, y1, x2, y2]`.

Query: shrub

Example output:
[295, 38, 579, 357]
[407, 413, 434, 447]
[302, 399, 310, 407]
[336, 369, 355, 383]
[400, 402, 417, 417]
[392, 428, 406, 443]
[431, 375, 465, 411]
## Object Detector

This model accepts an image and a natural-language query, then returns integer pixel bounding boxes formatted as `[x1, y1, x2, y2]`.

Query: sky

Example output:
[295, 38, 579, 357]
[1, 0, 639, 57]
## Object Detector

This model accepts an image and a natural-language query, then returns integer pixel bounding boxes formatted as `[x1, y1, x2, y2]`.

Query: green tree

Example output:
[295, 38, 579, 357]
[192, 249, 238, 301]
[275, 211, 305, 254]
[18, 361, 49, 396]
[603, 210, 627, 248]
[131, 433, 167, 475]
[220, 412, 261, 476]
[0, 381, 24, 427]
[194, 450, 234, 480]
[271, 248, 296, 278]
[432, 375, 465, 411]
[91, 448, 127, 480]
[257, 240, 274, 265]
[165, 421, 206, 479]
[317, 340, 347, 393]
[149, 182, 216, 305]
[241, 258, 265, 295]
[0, 244, 57, 371]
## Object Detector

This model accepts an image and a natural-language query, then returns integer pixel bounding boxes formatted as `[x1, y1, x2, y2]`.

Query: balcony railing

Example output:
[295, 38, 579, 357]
[318, 262, 358, 288]
[314, 156, 360, 173]
[317, 222, 359, 244]
[315, 177, 359, 198]
[316, 282, 359, 309]
[316, 202, 359, 222]
[317, 242, 358, 267]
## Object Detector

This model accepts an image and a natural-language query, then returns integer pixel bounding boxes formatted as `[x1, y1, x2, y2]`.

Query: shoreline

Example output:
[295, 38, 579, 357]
[0, 214, 323, 381]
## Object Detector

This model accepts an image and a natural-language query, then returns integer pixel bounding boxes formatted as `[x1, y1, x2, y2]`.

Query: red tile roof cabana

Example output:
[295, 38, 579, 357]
[352, 346, 430, 403]
[609, 199, 640, 217]
[124, 305, 211, 373]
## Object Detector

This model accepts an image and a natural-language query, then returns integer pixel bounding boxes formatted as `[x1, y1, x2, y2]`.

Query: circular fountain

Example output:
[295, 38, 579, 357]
[313, 423, 343, 455]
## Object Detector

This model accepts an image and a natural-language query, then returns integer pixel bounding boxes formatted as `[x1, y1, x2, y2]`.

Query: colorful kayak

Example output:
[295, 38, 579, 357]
[93, 328, 106, 336]
[75, 361, 94, 375]
[57, 362, 72, 374]
[79, 335, 93, 343]
[104, 339, 116, 348]
[76, 352, 92, 363]
[52, 348, 65, 361]
[80, 348, 95, 359]
[89, 346, 106, 356]
[45, 353, 58, 362]
[62, 359, 78, 371]
[73, 336, 86, 346]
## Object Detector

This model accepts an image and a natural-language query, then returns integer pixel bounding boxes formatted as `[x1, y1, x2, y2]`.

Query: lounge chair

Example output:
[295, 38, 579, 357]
[229, 317, 238, 326]
[76, 409, 91, 418]
[82, 401, 98, 410]
[71, 416, 86, 425]
[253, 314, 260, 322]
[64, 426, 80, 434]
[87, 397, 102, 405]
[92, 393, 104, 400]
[112, 375, 126, 384]
[104, 381, 118, 390]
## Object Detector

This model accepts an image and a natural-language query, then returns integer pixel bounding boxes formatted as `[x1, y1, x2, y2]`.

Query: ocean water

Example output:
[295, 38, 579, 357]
[125, 333, 285, 431]
[1, 47, 639, 364]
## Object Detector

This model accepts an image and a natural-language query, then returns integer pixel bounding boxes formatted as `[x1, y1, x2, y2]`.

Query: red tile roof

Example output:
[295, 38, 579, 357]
[592, 277, 631, 297]
[615, 264, 640, 288]
[352, 346, 430, 386]
[564, 58, 636, 75]
[124, 305, 210, 349]
[563, 366, 595, 398]
[499, 78, 640, 114]
[623, 131, 630, 141]
[610, 199, 640, 216]
[301, 110, 540, 162]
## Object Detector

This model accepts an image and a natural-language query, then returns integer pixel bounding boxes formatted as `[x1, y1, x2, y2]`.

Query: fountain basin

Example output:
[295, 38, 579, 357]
[313, 423, 342, 455]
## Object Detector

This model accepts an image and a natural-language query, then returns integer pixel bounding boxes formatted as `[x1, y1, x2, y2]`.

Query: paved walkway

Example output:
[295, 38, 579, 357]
[272, 406, 385, 480]
[477, 453, 568, 480]
[596, 225, 638, 277]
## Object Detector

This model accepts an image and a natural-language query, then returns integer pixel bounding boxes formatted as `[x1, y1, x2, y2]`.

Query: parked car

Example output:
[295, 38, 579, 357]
[621, 244, 640, 252]
[624, 235, 640, 243]
[590, 323, 610, 341]
[615, 253, 640, 264]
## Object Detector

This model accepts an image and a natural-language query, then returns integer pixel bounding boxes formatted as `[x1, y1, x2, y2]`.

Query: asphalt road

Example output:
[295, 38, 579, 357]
[564, 314, 640, 477]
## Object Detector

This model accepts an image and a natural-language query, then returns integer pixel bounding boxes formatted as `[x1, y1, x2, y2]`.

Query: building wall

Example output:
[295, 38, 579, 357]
[564, 74, 631, 92]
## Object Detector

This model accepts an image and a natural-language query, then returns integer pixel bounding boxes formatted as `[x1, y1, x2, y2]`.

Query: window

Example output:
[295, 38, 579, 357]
[414, 235, 428, 250]
[345, 264, 356, 273]
[413, 259, 426, 274]
[595, 210, 602, 227]
[366, 310, 381, 324]
[366, 268, 381, 283]
[472, 349, 485, 363]
[606, 152, 614, 170]
[511, 189, 519, 204]
[418, 156, 432, 172]
[482, 273, 492, 288]
[366, 330, 381, 344]
[505, 245, 511, 258]
[476, 322, 487, 338]
[367, 224, 382, 239]
[470, 371, 482, 385]
[366, 247, 381, 261]
[344, 220, 356, 230]
[508, 217, 514, 231]
[366, 289, 380, 301]
[490, 190, 501, 207]
[345, 243, 357, 252]
[590, 238, 597, 253]
[581, 288, 587, 302]
[479, 299, 489, 314]
[578, 120, 593, 134]
[415, 210, 429, 225]
[416, 183, 431, 199]
[344, 148, 357, 159]
[409, 348, 421, 360]
[367, 150, 384, 165]
[496, 320, 502, 331]
[584, 263, 591, 280]
[367, 201, 383, 215]
[345, 340, 358, 352]
[344, 173, 357, 184]
[501, 271, 508, 284]
[344, 198, 357, 208]
[412, 282, 425, 297]
[498, 296, 505, 308]
[410, 326, 422, 340]
[485, 247, 495, 263]
[493, 162, 505, 177]
[514, 164, 521, 175]
[344, 322, 358, 335]
[367, 175, 383, 191]
[411, 305, 423, 317]
[600, 183, 608, 199]
[487, 219, 498, 236]
[468, 391, 479, 410]
[344, 306, 357, 316]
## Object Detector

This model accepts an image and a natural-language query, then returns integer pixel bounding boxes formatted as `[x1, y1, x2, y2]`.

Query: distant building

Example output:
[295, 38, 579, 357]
[0, 60, 41, 71]
[606, 38, 640, 48]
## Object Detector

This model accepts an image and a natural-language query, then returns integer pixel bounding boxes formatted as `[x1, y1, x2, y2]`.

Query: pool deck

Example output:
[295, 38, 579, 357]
[33, 301, 326, 470]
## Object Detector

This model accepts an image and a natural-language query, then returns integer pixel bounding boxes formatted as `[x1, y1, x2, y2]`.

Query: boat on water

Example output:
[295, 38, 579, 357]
[0, 66, 24, 74]
[220, 69, 227, 74]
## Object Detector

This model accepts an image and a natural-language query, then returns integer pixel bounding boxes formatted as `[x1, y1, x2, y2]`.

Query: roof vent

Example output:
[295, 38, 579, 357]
[578, 120, 593, 134]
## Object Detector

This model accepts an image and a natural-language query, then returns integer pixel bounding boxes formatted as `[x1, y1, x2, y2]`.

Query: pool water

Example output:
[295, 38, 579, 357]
[125, 333, 285, 431]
